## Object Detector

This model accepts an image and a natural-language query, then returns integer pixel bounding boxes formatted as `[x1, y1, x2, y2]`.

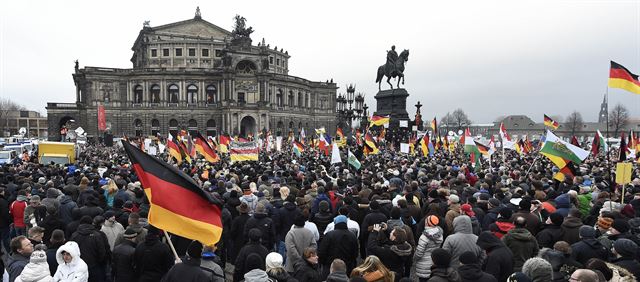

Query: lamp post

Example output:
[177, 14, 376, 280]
[337, 84, 363, 136]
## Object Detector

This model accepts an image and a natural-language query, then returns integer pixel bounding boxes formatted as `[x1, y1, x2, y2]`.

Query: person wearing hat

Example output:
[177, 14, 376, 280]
[53, 241, 89, 282]
[457, 250, 497, 282]
[228, 203, 251, 262]
[521, 257, 552, 282]
[489, 207, 515, 239]
[510, 198, 542, 235]
[414, 215, 444, 280]
[476, 231, 515, 282]
[570, 225, 608, 265]
[612, 238, 640, 279]
[265, 252, 295, 282]
[243, 202, 276, 252]
[461, 204, 481, 235]
[111, 228, 138, 282]
[15, 244, 53, 282]
[535, 212, 565, 249]
[284, 212, 317, 273]
[318, 215, 358, 277]
[100, 210, 124, 251]
[234, 228, 269, 282]
[162, 240, 220, 282]
[133, 226, 174, 282]
[482, 198, 503, 230]
[444, 194, 461, 232]
[427, 248, 460, 282]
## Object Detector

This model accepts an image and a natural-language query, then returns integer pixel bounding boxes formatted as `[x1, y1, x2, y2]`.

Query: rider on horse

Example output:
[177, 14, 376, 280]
[385, 45, 398, 76]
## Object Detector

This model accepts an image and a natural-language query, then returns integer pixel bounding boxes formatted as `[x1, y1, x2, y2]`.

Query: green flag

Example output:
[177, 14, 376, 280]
[348, 150, 361, 170]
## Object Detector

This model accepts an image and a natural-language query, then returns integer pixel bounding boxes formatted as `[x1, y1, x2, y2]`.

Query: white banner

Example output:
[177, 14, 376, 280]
[276, 136, 283, 151]
[400, 143, 410, 153]
[399, 120, 408, 128]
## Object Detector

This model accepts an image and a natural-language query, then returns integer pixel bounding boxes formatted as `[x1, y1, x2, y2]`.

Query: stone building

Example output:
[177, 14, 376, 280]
[1, 110, 47, 138]
[47, 9, 337, 141]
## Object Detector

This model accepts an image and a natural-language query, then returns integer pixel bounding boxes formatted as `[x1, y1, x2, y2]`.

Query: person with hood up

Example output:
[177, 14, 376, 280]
[265, 252, 297, 282]
[476, 231, 514, 282]
[16, 245, 53, 282]
[58, 193, 78, 226]
[611, 238, 640, 279]
[521, 257, 552, 282]
[414, 215, 444, 280]
[570, 225, 608, 265]
[457, 251, 497, 282]
[53, 241, 89, 282]
[535, 212, 565, 249]
[489, 208, 515, 239]
[284, 212, 317, 273]
[318, 215, 358, 277]
[367, 224, 413, 278]
[161, 240, 218, 282]
[426, 248, 460, 282]
[560, 209, 583, 245]
[442, 215, 484, 269]
[554, 193, 572, 218]
[69, 216, 108, 281]
[502, 216, 539, 272]
[537, 248, 569, 282]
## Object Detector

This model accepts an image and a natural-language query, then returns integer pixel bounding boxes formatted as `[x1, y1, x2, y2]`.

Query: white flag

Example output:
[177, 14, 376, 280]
[331, 142, 342, 164]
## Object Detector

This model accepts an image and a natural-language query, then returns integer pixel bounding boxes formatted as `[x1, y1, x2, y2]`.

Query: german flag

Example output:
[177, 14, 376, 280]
[167, 140, 182, 164]
[122, 140, 222, 246]
[609, 61, 640, 94]
[544, 114, 559, 130]
[364, 132, 379, 155]
[219, 135, 231, 153]
[430, 117, 438, 134]
[194, 132, 220, 163]
[475, 140, 490, 156]
[369, 115, 390, 127]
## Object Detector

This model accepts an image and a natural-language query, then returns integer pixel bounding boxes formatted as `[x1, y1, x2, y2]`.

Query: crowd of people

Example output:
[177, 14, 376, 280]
[0, 137, 639, 282]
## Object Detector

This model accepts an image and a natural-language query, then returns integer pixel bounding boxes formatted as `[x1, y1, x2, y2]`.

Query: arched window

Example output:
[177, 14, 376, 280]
[298, 92, 303, 108]
[169, 119, 179, 136]
[187, 85, 197, 104]
[151, 119, 160, 136]
[206, 85, 216, 104]
[277, 121, 284, 136]
[150, 84, 160, 103]
[235, 60, 257, 74]
[206, 119, 217, 137]
[134, 85, 143, 103]
[288, 91, 294, 106]
[134, 119, 143, 136]
[168, 84, 179, 103]
[188, 119, 198, 136]
[276, 89, 283, 107]
[289, 121, 295, 134]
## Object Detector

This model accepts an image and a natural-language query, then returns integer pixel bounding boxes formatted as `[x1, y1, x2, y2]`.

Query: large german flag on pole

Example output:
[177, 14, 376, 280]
[122, 141, 223, 246]
[609, 61, 640, 94]
[194, 132, 220, 163]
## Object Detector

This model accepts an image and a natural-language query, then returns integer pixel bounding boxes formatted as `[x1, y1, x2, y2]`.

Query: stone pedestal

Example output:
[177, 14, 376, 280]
[374, 88, 410, 129]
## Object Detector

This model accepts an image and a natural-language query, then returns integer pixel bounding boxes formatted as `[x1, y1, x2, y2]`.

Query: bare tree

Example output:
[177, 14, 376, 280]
[451, 108, 472, 131]
[0, 98, 25, 134]
[565, 111, 584, 137]
[609, 103, 629, 137]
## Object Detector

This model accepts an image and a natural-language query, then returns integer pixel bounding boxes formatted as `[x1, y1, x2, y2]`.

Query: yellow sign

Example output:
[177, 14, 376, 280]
[616, 162, 632, 185]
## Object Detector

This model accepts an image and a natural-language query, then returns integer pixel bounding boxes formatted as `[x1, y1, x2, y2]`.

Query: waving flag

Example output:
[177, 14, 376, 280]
[364, 132, 379, 155]
[219, 135, 231, 153]
[430, 117, 438, 134]
[292, 141, 304, 157]
[167, 139, 182, 164]
[609, 61, 640, 94]
[591, 130, 606, 156]
[337, 128, 346, 147]
[347, 149, 361, 170]
[122, 141, 223, 246]
[194, 132, 220, 163]
[369, 115, 390, 127]
[544, 114, 559, 130]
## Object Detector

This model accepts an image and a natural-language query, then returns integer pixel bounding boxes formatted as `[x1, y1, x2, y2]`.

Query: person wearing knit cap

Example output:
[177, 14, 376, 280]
[414, 215, 444, 280]
[489, 207, 515, 239]
[570, 225, 608, 265]
[521, 257, 552, 282]
[234, 228, 269, 282]
[445, 194, 461, 232]
[243, 253, 270, 281]
[111, 228, 138, 282]
[264, 252, 289, 280]
[458, 250, 497, 282]
[612, 238, 640, 279]
[535, 212, 565, 249]
[508, 272, 533, 282]
[318, 214, 358, 277]
[284, 212, 317, 273]
[482, 198, 503, 230]
[16, 248, 53, 282]
[596, 216, 613, 234]
[428, 248, 460, 281]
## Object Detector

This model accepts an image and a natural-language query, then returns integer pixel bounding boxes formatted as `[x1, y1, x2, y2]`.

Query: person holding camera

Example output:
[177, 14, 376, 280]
[367, 222, 413, 279]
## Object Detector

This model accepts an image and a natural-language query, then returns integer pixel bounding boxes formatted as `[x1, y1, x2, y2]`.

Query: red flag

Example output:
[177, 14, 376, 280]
[97, 105, 107, 131]
[571, 136, 580, 147]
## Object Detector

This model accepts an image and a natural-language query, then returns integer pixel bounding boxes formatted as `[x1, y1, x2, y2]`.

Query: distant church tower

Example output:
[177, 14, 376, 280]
[598, 94, 608, 123]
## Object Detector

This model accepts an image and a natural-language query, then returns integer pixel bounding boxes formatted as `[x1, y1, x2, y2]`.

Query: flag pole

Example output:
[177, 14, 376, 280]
[605, 85, 613, 188]
[163, 230, 181, 261]
[524, 153, 541, 179]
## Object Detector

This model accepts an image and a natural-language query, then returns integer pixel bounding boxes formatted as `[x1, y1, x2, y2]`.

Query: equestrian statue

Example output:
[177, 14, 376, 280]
[376, 45, 409, 90]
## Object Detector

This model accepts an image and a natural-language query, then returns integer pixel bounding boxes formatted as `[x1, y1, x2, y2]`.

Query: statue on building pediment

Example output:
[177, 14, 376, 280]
[232, 15, 253, 39]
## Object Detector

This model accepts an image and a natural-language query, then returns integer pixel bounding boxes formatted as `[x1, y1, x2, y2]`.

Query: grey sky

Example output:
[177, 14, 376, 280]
[1, 0, 639, 124]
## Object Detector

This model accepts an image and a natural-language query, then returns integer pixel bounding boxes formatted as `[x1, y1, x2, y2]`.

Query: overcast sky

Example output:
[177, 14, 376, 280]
[1, 0, 639, 124]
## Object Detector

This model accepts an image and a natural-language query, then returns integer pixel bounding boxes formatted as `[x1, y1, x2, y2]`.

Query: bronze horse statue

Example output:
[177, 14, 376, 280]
[376, 49, 409, 90]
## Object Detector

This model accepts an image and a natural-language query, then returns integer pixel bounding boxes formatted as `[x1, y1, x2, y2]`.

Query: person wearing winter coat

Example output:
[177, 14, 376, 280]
[234, 228, 269, 282]
[535, 212, 565, 249]
[457, 251, 497, 282]
[444, 195, 461, 233]
[239, 187, 259, 215]
[442, 215, 484, 269]
[585, 258, 636, 282]
[426, 248, 460, 282]
[560, 209, 583, 245]
[521, 257, 552, 282]
[570, 226, 609, 265]
[293, 247, 321, 282]
[8, 236, 35, 282]
[318, 215, 358, 276]
[611, 238, 640, 279]
[69, 216, 108, 282]
[265, 252, 297, 282]
[414, 215, 444, 280]
[311, 201, 334, 238]
[476, 231, 514, 282]
[53, 241, 89, 282]
[367, 224, 413, 278]
[284, 213, 317, 273]
[538, 248, 569, 282]
[482, 199, 502, 231]
[38, 207, 66, 246]
[161, 241, 218, 282]
[489, 208, 515, 239]
[100, 211, 124, 251]
[243, 253, 273, 282]
[133, 227, 174, 282]
[502, 216, 539, 272]
[509, 199, 541, 235]
[554, 194, 572, 218]
[244, 203, 277, 251]
[111, 229, 137, 282]
[325, 259, 349, 282]
[360, 201, 388, 258]
[16, 248, 53, 282]
[229, 203, 251, 262]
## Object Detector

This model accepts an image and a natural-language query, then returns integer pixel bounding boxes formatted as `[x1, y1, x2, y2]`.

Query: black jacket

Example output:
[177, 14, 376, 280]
[112, 239, 137, 282]
[311, 211, 333, 237]
[243, 213, 276, 251]
[58, 195, 77, 225]
[426, 267, 461, 282]
[276, 202, 299, 242]
[161, 257, 215, 282]
[613, 256, 640, 279]
[293, 260, 321, 282]
[318, 222, 358, 273]
[46, 243, 63, 276]
[458, 263, 498, 282]
[366, 230, 413, 278]
[0, 194, 11, 228]
[233, 242, 268, 282]
[476, 231, 514, 282]
[482, 207, 501, 231]
[228, 213, 250, 261]
[560, 217, 583, 245]
[570, 238, 608, 265]
[70, 223, 108, 268]
[39, 214, 65, 244]
[536, 224, 564, 249]
[134, 235, 174, 282]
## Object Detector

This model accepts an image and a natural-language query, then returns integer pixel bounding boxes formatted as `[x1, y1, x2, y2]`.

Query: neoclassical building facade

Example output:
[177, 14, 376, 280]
[47, 10, 337, 141]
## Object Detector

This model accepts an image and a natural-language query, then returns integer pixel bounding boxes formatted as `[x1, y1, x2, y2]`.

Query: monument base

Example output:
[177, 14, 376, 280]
[374, 88, 410, 129]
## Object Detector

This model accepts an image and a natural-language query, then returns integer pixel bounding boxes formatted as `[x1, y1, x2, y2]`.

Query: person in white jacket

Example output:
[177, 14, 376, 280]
[16, 246, 53, 282]
[53, 241, 88, 282]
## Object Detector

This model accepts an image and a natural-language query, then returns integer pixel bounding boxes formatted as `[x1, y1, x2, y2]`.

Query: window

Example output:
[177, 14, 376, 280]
[269, 57, 273, 64]
[168, 84, 179, 103]
[276, 90, 283, 107]
[206, 119, 216, 137]
[134, 85, 143, 103]
[276, 58, 280, 66]
[187, 85, 197, 104]
[163, 49, 170, 57]
[215, 50, 222, 57]
[188, 48, 196, 57]
[151, 49, 157, 57]
[175, 48, 182, 57]
[150, 84, 160, 103]
[202, 49, 209, 57]
[151, 119, 160, 136]
[206, 85, 217, 104]
[237, 92, 245, 103]
[288, 91, 294, 105]
[298, 92, 303, 107]
[188, 119, 198, 136]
